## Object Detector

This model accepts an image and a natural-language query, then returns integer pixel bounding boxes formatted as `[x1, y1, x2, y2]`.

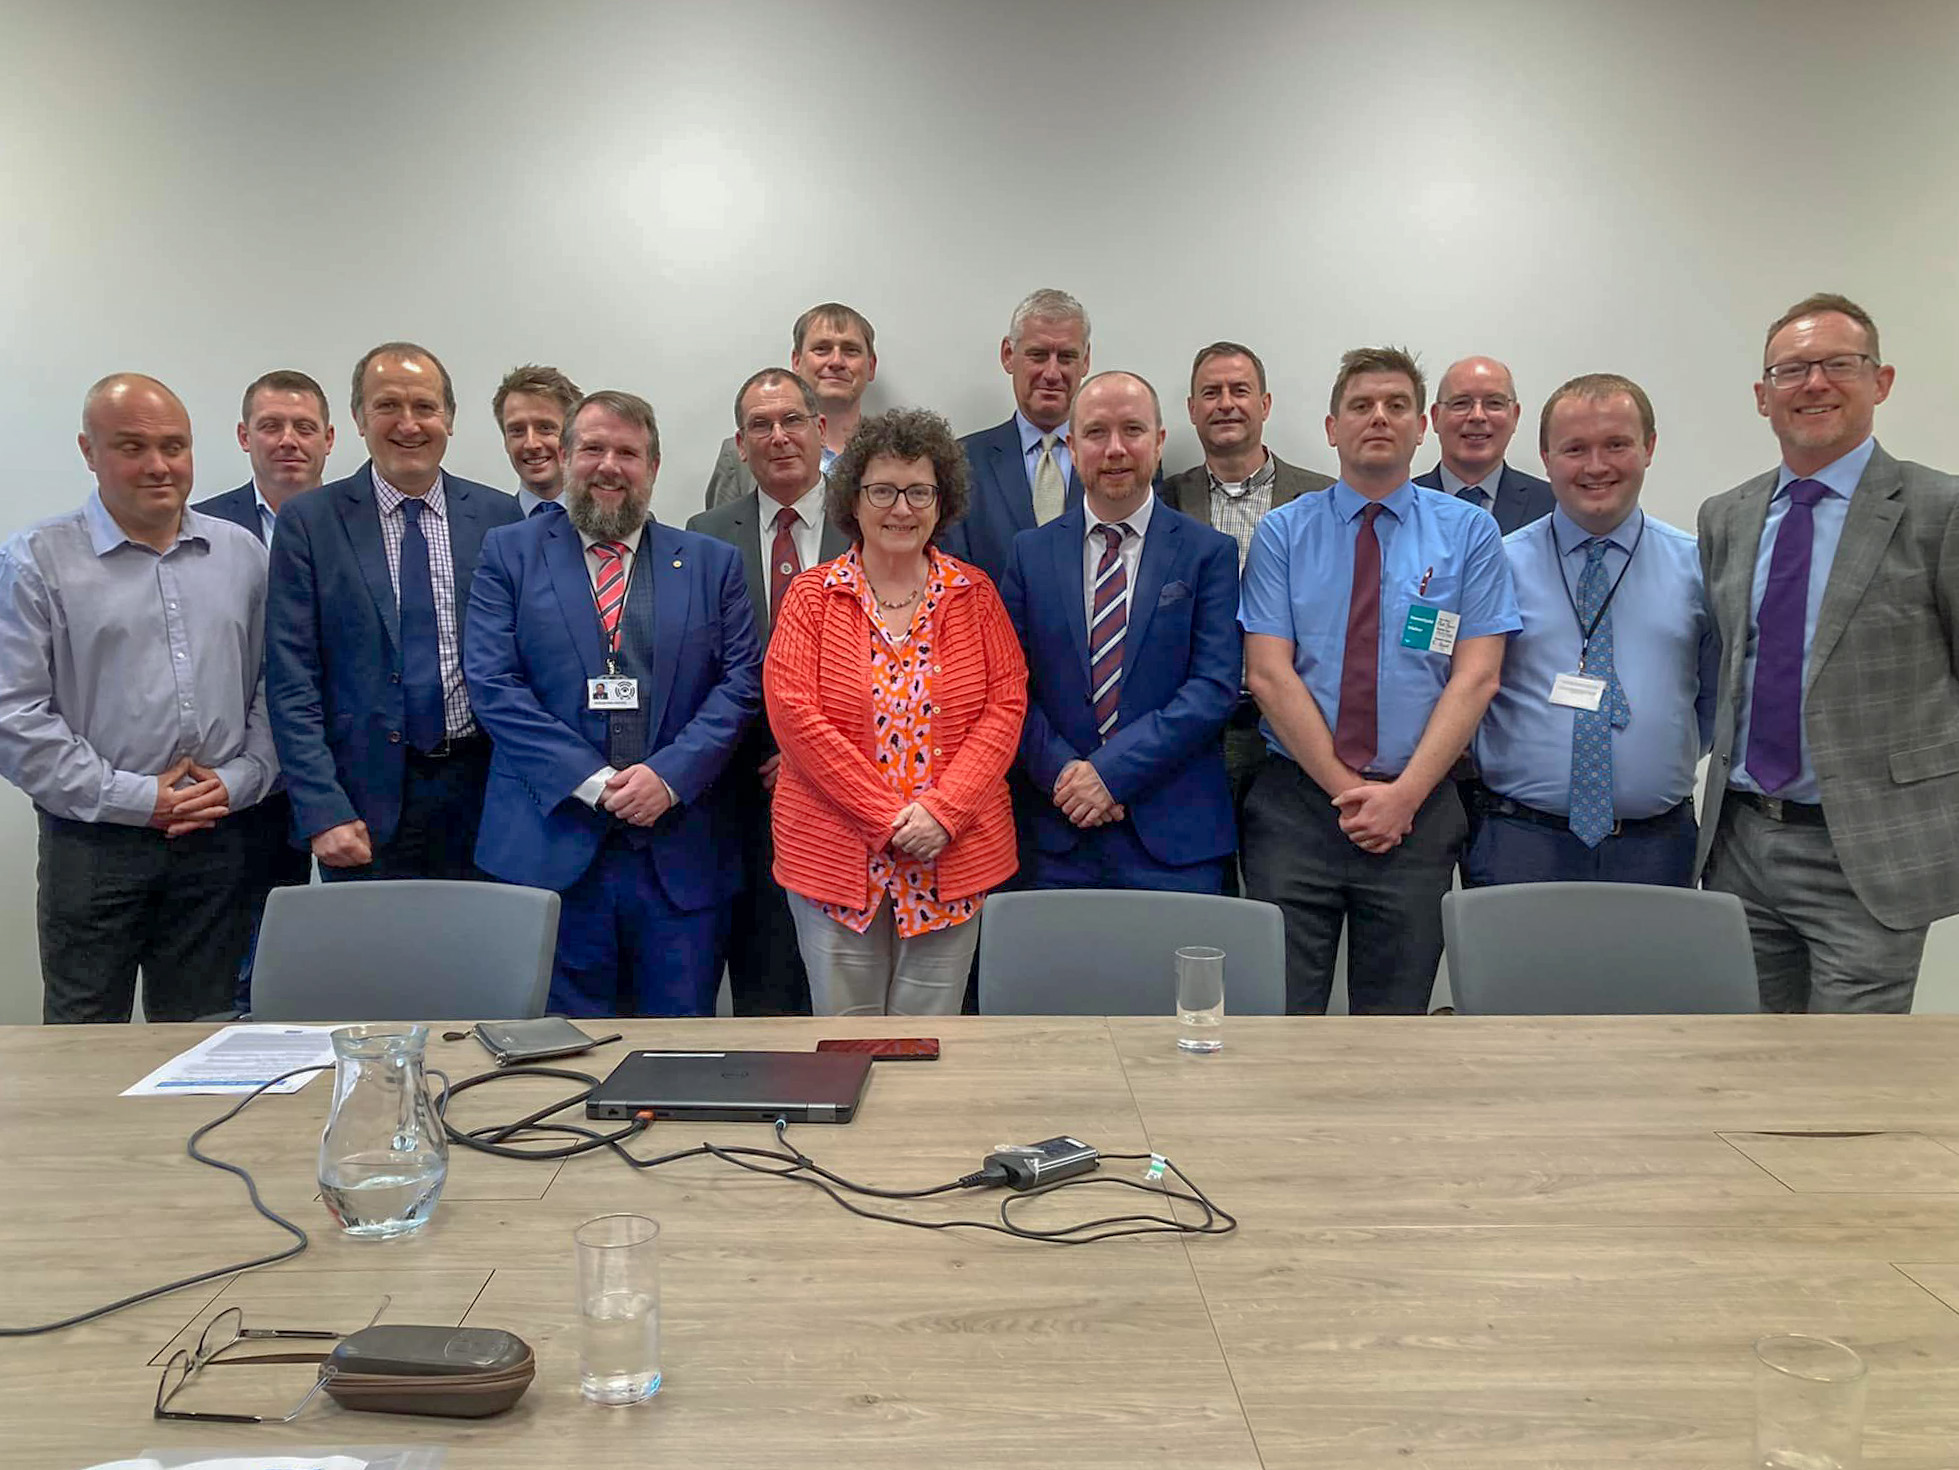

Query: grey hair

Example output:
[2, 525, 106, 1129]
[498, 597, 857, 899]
[1007, 288, 1091, 347]
[733, 367, 820, 430]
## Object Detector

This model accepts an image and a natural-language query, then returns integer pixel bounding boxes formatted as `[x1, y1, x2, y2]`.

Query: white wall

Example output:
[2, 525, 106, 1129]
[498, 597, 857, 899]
[2, 0, 1957, 1021]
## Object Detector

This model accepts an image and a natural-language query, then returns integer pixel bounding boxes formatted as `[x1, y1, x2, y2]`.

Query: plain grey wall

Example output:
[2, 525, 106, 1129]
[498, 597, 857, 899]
[2, 0, 1956, 1021]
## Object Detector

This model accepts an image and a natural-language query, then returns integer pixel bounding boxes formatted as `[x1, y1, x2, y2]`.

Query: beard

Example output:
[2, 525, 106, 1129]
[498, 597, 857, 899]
[565, 473, 652, 542]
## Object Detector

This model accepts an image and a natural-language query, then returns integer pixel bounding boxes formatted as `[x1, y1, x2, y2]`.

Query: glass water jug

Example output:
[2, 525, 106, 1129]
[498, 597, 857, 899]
[317, 1023, 449, 1239]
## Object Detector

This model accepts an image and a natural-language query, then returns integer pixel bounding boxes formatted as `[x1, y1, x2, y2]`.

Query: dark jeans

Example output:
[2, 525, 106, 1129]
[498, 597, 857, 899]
[1241, 755, 1466, 1016]
[1461, 800, 1698, 889]
[37, 810, 254, 1023]
[318, 744, 490, 884]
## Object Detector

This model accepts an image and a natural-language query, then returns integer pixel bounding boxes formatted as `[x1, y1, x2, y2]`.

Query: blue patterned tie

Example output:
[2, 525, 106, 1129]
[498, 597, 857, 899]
[398, 497, 445, 753]
[1568, 538, 1630, 848]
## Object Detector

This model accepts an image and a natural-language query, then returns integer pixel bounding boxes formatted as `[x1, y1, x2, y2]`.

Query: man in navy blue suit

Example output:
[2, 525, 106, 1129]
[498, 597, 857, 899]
[1001, 372, 1241, 893]
[266, 342, 521, 882]
[195, 369, 333, 1001]
[1414, 356, 1554, 535]
[947, 288, 1093, 585]
[465, 391, 762, 1016]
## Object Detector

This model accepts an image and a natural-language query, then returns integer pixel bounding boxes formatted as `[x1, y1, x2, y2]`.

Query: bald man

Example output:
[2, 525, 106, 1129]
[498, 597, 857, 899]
[1416, 356, 1554, 534]
[0, 375, 278, 1022]
[1000, 371, 1241, 892]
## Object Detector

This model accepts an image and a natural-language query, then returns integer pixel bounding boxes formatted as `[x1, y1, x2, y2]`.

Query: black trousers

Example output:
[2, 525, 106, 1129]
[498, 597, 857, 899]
[37, 810, 254, 1024]
[319, 743, 490, 884]
[725, 784, 812, 1017]
[1241, 754, 1467, 1016]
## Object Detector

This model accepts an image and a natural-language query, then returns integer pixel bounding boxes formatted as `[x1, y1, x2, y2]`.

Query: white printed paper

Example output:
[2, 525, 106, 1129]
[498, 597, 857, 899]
[1548, 672, 1607, 712]
[87, 1458, 377, 1470]
[121, 1025, 339, 1097]
[1428, 608, 1461, 655]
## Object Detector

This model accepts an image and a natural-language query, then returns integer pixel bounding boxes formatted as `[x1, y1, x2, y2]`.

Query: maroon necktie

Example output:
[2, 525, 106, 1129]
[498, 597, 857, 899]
[1332, 502, 1383, 772]
[770, 504, 802, 623]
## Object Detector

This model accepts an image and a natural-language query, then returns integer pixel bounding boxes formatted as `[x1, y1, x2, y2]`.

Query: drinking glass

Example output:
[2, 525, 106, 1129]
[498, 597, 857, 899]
[575, 1214, 662, 1405]
[1175, 946, 1226, 1053]
[1754, 1333, 1866, 1470]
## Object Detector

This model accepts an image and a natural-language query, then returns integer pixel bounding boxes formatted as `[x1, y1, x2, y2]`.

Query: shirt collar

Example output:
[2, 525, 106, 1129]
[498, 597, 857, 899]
[82, 491, 205, 556]
[371, 465, 448, 518]
[1439, 462, 1503, 499]
[1551, 504, 1643, 557]
[1776, 435, 1876, 501]
[577, 522, 647, 555]
[1329, 478, 1416, 524]
[1015, 411, 1067, 456]
[1207, 450, 1277, 498]
[248, 481, 281, 522]
[763, 477, 826, 530]
[516, 485, 562, 518]
[1086, 489, 1157, 543]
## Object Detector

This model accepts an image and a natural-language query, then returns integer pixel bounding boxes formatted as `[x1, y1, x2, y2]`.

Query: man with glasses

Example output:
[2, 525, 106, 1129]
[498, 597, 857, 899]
[702, 303, 877, 510]
[1416, 356, 1553, 534]
[1001, 371, 1241, 893]
[1696, 292, 1959, 1014]
[686, 368, 848, 1015]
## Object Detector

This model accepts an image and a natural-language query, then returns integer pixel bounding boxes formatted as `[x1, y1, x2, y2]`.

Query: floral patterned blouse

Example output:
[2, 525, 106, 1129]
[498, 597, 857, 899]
[820, 547, 982, 938]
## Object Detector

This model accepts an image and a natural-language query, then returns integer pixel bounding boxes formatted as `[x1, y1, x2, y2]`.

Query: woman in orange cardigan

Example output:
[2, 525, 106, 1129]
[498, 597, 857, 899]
[765, 408, 1027, 1015]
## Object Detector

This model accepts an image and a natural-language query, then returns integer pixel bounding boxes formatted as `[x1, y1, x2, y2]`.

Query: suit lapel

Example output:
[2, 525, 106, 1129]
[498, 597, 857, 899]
[728, 494, 766, 624]
[1181, 470, 1215, 525]
[544, 515, 608, 678]
[341, 466, 401, 652]
[818, 514, 850, 562]
[991, 425, 1037, 533]
[1051, 508, 1092, 687]
[1806, 448, 1905, 692]
[1123, 510, 1176, 661]
[1269, 456, 1301, 512]
[443, 481, 493, 630]
[644, 522, 686, 729]
[1722, 473, 1778, 700]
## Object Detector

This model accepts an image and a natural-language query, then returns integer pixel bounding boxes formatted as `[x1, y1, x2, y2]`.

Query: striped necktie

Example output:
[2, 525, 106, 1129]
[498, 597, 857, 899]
[590, 541, 630, 650]
[1090, 523, 1130, 740]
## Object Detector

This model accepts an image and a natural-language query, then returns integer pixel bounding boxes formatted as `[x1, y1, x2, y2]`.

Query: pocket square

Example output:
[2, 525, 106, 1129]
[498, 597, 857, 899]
[1157, 581, 1192, 606]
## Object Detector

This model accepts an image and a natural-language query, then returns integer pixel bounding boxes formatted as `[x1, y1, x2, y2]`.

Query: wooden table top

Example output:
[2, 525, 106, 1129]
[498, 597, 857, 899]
[2, 1015, 1957, 1469]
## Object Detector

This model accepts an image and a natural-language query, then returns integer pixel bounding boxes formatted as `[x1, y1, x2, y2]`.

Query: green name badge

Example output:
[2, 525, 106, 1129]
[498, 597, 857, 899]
[1400, 604, 1460, 654]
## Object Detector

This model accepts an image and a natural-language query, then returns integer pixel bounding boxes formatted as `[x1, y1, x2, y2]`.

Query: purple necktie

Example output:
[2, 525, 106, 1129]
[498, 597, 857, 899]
[1745, 478, 1829, 794]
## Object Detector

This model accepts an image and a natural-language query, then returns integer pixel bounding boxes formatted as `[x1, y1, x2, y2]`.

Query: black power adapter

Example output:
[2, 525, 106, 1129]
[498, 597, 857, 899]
[979, 1136, 1100, 1190]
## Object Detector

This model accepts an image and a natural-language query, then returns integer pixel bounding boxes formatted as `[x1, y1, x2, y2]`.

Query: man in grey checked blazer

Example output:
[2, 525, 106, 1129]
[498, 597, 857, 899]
[1696, 292, 1959, 1012]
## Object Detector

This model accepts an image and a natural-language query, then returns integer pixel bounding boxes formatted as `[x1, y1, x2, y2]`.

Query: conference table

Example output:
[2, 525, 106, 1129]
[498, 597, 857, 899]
[3, 1015, 1958, 1468]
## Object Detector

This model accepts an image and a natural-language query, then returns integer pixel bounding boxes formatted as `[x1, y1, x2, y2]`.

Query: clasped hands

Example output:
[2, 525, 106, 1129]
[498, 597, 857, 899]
[888, 801, 950, 862]
[1054, 759, 1124, 829]
[1330, 771, 1419, 855]
[149, 756, 230, 839]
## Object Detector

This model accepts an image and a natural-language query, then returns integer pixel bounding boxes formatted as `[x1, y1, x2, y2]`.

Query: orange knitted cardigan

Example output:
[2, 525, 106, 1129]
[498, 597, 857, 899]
[765, 552, 1028, 910]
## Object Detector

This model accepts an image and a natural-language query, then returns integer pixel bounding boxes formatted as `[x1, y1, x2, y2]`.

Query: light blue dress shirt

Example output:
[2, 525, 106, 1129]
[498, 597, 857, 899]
[820, 444, 839, 476]
[1474, 507, 1717, 818]
[1015, 411, 1075, 490]
[1730, 435, 1877, 802]
[249, 483, 277, 545]
[1239, 480, 1520, 776]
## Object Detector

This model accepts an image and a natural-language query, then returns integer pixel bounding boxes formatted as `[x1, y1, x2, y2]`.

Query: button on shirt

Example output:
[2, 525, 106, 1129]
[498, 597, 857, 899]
[1239, 480, 1520, 775]
[1016, 411, 1075, 493]
[371, 469, 473, 740]
[1474, 507, 1717, 818]
[0, 495, 278, 824]
[1209, 452, 1278, 573]
[1728, 436, 1876, 803]
[1082, 491, 1156, 631]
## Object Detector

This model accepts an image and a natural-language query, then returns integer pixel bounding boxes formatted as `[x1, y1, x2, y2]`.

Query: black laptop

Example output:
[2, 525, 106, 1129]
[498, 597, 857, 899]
[585, 1050, 874, 1123]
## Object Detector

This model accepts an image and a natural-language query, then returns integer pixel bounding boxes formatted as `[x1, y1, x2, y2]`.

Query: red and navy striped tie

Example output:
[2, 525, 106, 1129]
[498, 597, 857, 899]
[1090, 523, 1129, 740]
[591, 541, 629, 647]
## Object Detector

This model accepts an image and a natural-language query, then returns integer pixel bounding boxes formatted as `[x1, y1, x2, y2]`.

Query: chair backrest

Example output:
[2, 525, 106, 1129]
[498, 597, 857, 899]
[1441, 882, 1758, 1015]
[977, 889, 1286, 1015]
[250, 881, 560, 1022]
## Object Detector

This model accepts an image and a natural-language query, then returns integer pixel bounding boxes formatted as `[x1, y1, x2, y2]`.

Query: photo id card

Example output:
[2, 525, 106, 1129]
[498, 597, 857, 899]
[1548, 672, 1607, 712]
[587, 676, 639, 710]
[1400, 604, 1461, 655]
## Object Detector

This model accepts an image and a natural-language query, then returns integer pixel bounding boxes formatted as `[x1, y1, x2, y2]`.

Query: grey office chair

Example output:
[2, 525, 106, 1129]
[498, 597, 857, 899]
[1440, 882, 1759, 1015]
[977, 889, 1286, 1015]
[249, 881, 560, 1021]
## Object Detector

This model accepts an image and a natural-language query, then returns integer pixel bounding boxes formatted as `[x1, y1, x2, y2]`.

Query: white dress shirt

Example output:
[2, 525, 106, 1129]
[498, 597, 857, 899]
[757, 479, 827, 593]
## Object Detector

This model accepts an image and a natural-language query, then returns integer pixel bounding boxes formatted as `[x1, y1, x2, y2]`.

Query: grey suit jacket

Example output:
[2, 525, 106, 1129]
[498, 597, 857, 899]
[702, 435, 755, 512]
[1694, 442, 1959, 929]
[685, 489, 849, 645]
[1160, 452, 1335, 525]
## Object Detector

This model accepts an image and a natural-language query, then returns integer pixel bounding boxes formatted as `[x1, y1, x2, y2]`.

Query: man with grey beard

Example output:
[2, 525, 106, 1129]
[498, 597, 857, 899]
[464, 390, 763, 1016]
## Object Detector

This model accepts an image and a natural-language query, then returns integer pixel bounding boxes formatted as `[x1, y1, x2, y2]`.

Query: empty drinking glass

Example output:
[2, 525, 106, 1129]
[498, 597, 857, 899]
[575, 1214, 662, 1405]
[1754, 1333, 1866, 1469]
[1176, 946, 1225, 1053]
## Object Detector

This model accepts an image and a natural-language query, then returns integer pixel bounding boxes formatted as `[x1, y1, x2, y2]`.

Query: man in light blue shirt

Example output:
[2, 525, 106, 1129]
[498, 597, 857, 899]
[1468, 374, 1716, 888]
[494, 364, 583, 519]
[1240, 346, 1519, 1014]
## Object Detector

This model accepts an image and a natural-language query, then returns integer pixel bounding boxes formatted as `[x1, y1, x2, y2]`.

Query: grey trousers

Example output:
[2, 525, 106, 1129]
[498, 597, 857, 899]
[1703, 800, 1926, 1013]
[786, 892, 980, 1017]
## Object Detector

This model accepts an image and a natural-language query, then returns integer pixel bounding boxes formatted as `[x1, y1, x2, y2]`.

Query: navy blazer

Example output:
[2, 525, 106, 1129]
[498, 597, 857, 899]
[1000, 499, 1240, 870]
[192, 481, 268, 542]
[1414, 461, 1554, 536]
[264, 462, 521, 846]
[947, 416, 1086, 586]
[463, 513, 762, 904]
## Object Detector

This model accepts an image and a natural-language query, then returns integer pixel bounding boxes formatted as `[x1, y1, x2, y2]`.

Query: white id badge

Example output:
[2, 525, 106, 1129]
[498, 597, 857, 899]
[1548, 672, 1606, 712]
[1427, 608, 1461, 655]
[587, 676, 640, 710]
